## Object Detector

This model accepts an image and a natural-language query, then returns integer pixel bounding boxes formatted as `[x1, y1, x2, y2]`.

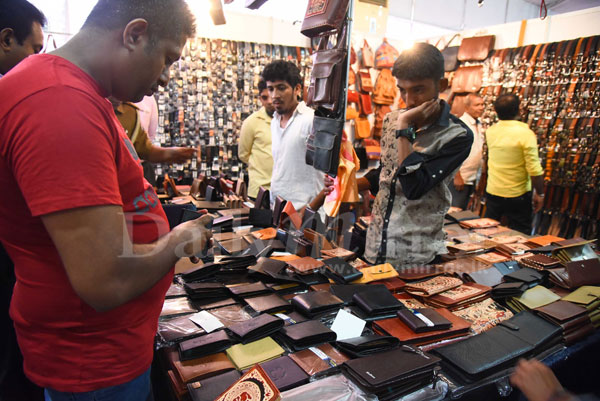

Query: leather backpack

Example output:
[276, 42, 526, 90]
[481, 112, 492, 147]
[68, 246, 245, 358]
[301, 0, 350, 38]
[374, 38, 399, 69]
[372, 68, 396, 106]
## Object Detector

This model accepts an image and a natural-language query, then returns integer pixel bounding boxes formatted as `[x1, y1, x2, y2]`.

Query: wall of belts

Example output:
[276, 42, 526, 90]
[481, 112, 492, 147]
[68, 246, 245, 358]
[471, 35, 600, 240]
[153, 37, 312, 184]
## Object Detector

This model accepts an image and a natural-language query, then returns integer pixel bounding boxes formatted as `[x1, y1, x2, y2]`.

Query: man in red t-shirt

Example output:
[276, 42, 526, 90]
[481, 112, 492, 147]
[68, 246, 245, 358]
[0, 0, 210, 399]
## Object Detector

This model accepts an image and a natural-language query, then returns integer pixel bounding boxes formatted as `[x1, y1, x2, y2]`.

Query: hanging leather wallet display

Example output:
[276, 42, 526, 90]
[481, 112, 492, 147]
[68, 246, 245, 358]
[178, 330, 234, 361]
[278, 320, 337, 350]
[227, 313, 284, 344]
[291, 291, 344, 317]
[457, 35, 495, 61]
[300, 0, 349, 38]
[451, 65, 484, 93]
[306, 113, 344, 177]
[321, 257, 363, 284]
[335, 334, 400, 358]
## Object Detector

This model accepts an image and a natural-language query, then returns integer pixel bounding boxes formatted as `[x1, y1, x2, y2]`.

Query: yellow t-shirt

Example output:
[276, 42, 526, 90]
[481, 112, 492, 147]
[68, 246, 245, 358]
[113, 102, 153, 160]
[486, 120, 543, 198]
[238, 107, 273, 198]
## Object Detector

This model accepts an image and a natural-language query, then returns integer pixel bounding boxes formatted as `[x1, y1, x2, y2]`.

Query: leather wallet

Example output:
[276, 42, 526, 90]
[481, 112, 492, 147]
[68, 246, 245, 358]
[535, 300, 588, 325]
[244, 293, 292, 314]
[374, 307, 471, 346]
[168, 349, 236, 384]
[214, 365, 280, 401]
[321, 247, 356, 261]
[464, 266, 504, 287]
[182, 262, 222, 282]
[188, 370, 241, 401]
[279, 320, 337, 350]
[335, 334, 400, 358]
[404, 276, 463, 297]
[184, 282, 229, 300]
[493, 260, 521, 275]
[518, 254, 562, 270]
[330, 284, 386, 305]
[395, 266, 442, 281]
[343, 345, 441, 400]
[227, 313, 284, 344]
[452, 298, 514, 334]
[564, 258, 600, 288]
[353, 263, 399, 284]
[370, 277, 407, 293]
[249, 208, 273, 227]
[291, 291, 344, 318]
[321, 257, 363, 284]
[352, 285, 405, 316]
[491, 282, 528, 299]
[178, 330, 234, 361]
[272, 196, 287, 227]
[225, 336, 285, 370]
[287, 256, 325, 275]
[509, 285, 560, 311]
[396, 308, 452, 333]
[425, 282, 491, 309]
[504, 267, 544, 287]
[259, 355, 310, 391]
[158, 314, 205, 343]
[288, 344, 349, 376]
[227, 282, 271, 298]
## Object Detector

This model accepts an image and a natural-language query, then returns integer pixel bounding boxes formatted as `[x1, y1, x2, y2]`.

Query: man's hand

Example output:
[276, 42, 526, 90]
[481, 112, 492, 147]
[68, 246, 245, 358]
[167, 147, 196, 164]
[172, 214, 213, 262]
[454, 173, 465, 191]
[510, 359, 569, 401]
[324, 175, 335, 195]
[397, 98, 441, 130]
[533, 192, 544, 213]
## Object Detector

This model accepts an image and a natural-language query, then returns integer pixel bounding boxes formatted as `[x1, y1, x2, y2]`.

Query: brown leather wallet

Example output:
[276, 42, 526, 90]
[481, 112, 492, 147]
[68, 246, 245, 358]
[288, 344, 349, 376]
[166, 348, 235, 384]
[244, 293, 292, 314]
[287, 256, 325, 275]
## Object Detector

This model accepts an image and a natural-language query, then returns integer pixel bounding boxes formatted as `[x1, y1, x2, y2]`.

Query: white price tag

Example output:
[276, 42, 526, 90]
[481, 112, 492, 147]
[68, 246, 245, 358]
[189, 311, 224, 333]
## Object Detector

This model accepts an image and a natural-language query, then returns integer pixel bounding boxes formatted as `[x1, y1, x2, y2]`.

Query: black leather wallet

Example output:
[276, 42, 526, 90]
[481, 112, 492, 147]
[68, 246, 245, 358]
[178, 330, 234, 361]
[260, 355, 310, 391]
[188, 370, 241, 401]
[504, 267, 544, 287]
[244, 293, 292, 314]
[491, 282, 528, 299]
[493, 260, 521, 275]
[227, 313, 284, 344]
[321, 257, 363, 284]
[352, 286, 405, 316]
[228, 282, 271, 298]
[291, 291, 344, 318]
[396, 308, 452, 333]
[183, 282, 229, 300]
[279, 320, 337, 350]
[330, 284, 386, 305]
[335, 334, 400, 358]
[182, 262, 222, 282]
[249, 208, 272, 228]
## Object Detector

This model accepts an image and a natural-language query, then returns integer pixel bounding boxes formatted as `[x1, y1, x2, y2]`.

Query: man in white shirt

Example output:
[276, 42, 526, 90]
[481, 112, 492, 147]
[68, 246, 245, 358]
[450, 93, 485, 210]
[261, 60, 324, 211]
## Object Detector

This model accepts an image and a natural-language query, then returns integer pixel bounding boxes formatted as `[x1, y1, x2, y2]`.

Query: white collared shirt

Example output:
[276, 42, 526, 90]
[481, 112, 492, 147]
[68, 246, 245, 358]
[270, 101, 324, 209]
[458, 112, 484, 184]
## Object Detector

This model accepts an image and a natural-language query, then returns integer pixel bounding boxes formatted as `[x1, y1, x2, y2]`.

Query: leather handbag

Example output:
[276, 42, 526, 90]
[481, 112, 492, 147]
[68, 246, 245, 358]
[374, 38, 399, 69]
[359, 93, 373, 115]
[358, 39, 374, 68]
[451, 65, 484, 93]
[372, 69, 396, 105]
[300, 0, 350, 38]
[306, 27, 348, 112]
[442, 46, 459, 71]
[372, 104, 391, 138]
[356, 69, 373, 93]
[305, 113, 344, 177]
[347, 89, 359, 104]
[354, 117, 371, 139]
[457, 35, 495, 61]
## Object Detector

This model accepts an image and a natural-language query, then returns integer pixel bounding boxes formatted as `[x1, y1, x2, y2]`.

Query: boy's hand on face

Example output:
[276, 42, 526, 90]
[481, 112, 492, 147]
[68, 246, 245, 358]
[397, 99, 441, 130]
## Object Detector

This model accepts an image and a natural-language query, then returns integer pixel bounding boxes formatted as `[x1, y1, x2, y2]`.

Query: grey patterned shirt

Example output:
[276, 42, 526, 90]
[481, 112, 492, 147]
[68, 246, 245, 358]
[364, 101, 473, 268]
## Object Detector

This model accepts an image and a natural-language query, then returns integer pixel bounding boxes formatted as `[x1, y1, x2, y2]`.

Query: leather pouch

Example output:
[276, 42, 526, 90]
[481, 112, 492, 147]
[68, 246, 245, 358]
[260, 355, 310, 391]
[225, 336, 285, 370]
[291, 291, 344, 318]
[306, 113, 344, 177]
[321, 257, 363, 284]
[396, 308, 452, 333]
[178, 330, 234, 361]
[301, 0, 349, 38]
[188, 370, 241, 401]
[451, 65, 484, 93]
[244, 293, 292, 314]
[457, 35, 495, 61]
[227, 313, 284, 344]
[335, 334, 400, 358]
[279, 320, 337, 350]
[288, 344, 349, 376]
[359, 93, 373, 115]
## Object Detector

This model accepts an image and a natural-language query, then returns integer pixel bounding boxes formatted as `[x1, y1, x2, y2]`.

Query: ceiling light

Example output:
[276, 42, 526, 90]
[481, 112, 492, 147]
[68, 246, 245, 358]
[478, 0, 484, 7]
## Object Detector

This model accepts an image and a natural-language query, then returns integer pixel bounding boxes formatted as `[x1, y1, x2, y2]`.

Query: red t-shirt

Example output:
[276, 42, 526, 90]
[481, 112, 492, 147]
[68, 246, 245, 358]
[0, 55, 172, 392]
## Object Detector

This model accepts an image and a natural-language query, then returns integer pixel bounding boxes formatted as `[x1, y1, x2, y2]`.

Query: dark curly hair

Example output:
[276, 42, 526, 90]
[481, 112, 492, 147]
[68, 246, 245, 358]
[0, 0, 46, 45]
[261, 60, 302, 89]
[392, 42, 444, 83]
[494, 94, 520, 120]
[257, 79, 267, 93]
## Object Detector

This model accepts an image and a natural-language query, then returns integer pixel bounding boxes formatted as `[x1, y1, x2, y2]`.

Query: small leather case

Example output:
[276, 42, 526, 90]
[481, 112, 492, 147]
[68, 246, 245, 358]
[321, 257, 363, 284]
[228, 282, 271, 298]
[188, 370, 241, 401]
[287, 256, 325, 275]
[291, 291, 344, 318]
[396, 308, 452, 333]
[352, 285, 405, 316]
[178, 330, 234, 361]
[335, 334, 400, 358]
[260, 355, 310, 391]
[491, 282, 528, 299]
[244, 293, 292, 314]
[279, 320, 337, 350]
[227, 313, 284, 344]
[184, 282, 229, 300]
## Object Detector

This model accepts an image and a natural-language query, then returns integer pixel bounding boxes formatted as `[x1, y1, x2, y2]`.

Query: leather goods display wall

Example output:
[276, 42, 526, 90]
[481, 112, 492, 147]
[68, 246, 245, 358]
[154, 37, 312, 184]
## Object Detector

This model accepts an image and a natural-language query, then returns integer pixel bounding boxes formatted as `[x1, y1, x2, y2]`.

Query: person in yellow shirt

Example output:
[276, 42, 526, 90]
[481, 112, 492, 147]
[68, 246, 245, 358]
[485, 94, 544, 234]
[238, 79, 275, 199]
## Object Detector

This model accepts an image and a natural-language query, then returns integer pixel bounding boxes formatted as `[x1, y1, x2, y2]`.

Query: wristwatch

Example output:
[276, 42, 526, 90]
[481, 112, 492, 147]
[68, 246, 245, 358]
[395, 125, 417, 143]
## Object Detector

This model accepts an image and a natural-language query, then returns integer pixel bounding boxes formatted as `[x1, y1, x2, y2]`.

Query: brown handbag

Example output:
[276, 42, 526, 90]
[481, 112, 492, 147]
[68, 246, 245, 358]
[372, 104, 391, 138]
[451, 65, 483, 93]
[372, 68, 396, 105]
[306, 27, 348, 112]
[355, 117, 371, 139]
[356, 69, 373, 93]
[374, 38, 399, 69]
[301, 0, 350, 38]
[457, 35, 495, 61]
[358, 39, 374, 69]
[359, 93, 373, 115]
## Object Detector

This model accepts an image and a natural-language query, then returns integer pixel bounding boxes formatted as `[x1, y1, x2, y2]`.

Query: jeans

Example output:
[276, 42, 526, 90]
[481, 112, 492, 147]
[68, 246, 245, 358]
[44, 368, 153, 401]
[484, 191, 533, 235]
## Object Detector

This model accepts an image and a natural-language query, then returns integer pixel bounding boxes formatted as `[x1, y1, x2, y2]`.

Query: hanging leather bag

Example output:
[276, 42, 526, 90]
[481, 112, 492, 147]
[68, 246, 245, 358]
[358, 39, 374, 69]
[457, 35, 495, 61]
[451, 65, 484, 93]
[306, 112, 344, 177]
[374, 38, 399, 69]
[355, 117, 371, 139]
[372, 68, 396, 105]
[301, 0, 350, 38]
[356, 69, 373, 93]
[306, 26, 348, 112]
